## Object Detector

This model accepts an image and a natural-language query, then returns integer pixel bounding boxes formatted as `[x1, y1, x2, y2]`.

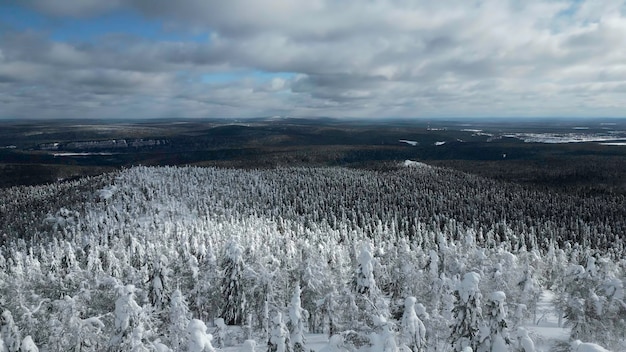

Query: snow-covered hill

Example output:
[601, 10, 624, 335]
[0, 165, 624, 351]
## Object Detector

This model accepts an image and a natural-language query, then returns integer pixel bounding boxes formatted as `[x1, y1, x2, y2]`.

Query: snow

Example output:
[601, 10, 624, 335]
[53, 152, 115, 156]
[517, 328, 536, 352]
[188, 319, 215, 352]
[434, 141, 446, 146]
[239, 340, 256, 352]
[401, 296, 426, 350]
[20, 336, 38, 352]
[403, 160, 430, 168]
[503, 132, 626, 144]
[97, 186, 117, 200]
[459, 272, 481, 303]
[524, 290, 570, 351]
[600, 142, 626, 146]
[490, 291, 506, 303]
[571, 340, 612, 352]
[317, 335, 343, 352]
[399, 139, 418, 146]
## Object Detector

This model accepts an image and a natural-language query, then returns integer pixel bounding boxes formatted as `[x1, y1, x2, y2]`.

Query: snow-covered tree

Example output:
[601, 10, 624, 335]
[353, 243, 377, 296]
[0, 310, 21, 352]
[20, 336, 38, 352]
[148, 255, 170, 311]
[220, 239, 246, 326]
[317, 290, 341, 338]
[451, 272, 483, 352]
[515, 328, 535, 352]
[213, 318, 228, 348]
[478, 291, 510, 352]
[370, 316, 399, 352]
[400, 297, 426, 352]
[47, 295, 106, 351]
[288, 285, 307, 352]
[110, 284, 145, 351]
[187, 319, 215, 352]
[268, 313, 290, 352]
[167, 289, 190, 351]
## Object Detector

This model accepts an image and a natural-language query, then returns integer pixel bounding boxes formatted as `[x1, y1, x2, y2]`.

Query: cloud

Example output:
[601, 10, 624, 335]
[2, 0, 626, 118]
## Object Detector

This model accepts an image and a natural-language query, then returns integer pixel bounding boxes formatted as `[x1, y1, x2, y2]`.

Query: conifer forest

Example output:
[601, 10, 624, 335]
[1, 162, 625, 351]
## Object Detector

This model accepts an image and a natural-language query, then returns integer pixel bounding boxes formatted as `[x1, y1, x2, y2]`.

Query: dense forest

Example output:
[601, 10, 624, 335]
[0, 163, 624, 351]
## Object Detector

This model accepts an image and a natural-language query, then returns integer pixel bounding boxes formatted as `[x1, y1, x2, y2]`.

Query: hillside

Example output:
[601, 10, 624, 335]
[0, 164, 624, 351]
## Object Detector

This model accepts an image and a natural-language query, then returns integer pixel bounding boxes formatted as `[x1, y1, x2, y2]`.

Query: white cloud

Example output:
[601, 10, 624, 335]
[3, 0, 626, 118]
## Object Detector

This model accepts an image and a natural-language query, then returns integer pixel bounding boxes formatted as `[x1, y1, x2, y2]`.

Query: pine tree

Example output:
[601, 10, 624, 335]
[478, 291, 510, 352]
[451, 272, 483, 352]
[400, 297, 426, 352]
[48, 295, 106, 351]
[213, 318, 228, 348]
[0, 310, 21, 352]
[187, 319, 215, 352]
[147, 255, 170, 311]
[19, 336, 38, 352]
[110, 284, 145, 351]
[268, 313, 291, 352]
[288, 285, 306, 352]
[220, 240, 246, 325]
[353, 243, 376, 295]
[167, 289, 190, 351]
[515, 328, 535, 352]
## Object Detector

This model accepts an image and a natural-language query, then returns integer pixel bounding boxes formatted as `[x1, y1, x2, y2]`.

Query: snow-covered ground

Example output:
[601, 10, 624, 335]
[502, 132, 626, 144]
[525, 290, 570, 351]
[221, 334, 329, 352]
[399, 139, 418, 146]
[218, 290, 572, 352]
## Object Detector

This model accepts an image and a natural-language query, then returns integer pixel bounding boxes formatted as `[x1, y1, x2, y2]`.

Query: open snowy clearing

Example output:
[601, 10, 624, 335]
[525, 291, 570, 351]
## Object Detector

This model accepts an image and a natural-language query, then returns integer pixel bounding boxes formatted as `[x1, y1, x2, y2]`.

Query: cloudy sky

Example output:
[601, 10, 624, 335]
[1, 0, 625, 119]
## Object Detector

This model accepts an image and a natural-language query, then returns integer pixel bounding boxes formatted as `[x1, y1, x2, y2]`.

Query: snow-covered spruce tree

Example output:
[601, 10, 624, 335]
[317, 290, 340, 338]
[190, 244, 220, 323]
[20, 336, 38, 352]
[288, 285, 306, 352]
[0, 310, 21, 352]
[187, 319, 215, 352]
[353, 243, 376, 296]
[451, 272, 483, 352]
[47, 295, 106, 351]
[400, 296, 426, 352]
[110, 284, 147, 351]
[213, 318, 228, 348]
[514, 262, 541, 325]
[515, 328, 535, 352]
[296, 243, 328, 333]
[167, 289, 191, 351]
[477, 291, 510, 352]
[556, 257, 626, 350]
[246, 254, 282, 339]
[349, 242, 388, 333]
[370, 316, 399, 352]
[268, 312, 290, 352]
[220, 239, 246, 326]
[147, 255, 170, 312]
[557, 262, 604, 344]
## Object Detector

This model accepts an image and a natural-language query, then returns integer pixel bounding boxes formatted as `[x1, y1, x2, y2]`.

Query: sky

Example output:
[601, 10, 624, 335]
[1, 0, 625, 120]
